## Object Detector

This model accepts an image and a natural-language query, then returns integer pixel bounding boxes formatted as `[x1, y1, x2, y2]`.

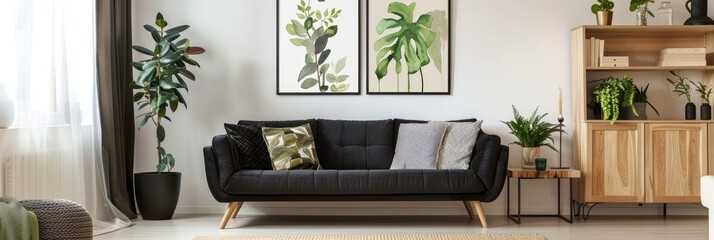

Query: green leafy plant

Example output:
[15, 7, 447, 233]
[374, 2, 443, 92]
[501, 105, 565, 152]
[287, 0, 347, 93]
[592, 76, 637, 124]
[629, 0, 655, 17]
[633, 84, 660, 116]
[692, 80, 712, 104]
[667, 71, 692, 103]
[591, 0, 615, 13]
[131, 12, 204, 173]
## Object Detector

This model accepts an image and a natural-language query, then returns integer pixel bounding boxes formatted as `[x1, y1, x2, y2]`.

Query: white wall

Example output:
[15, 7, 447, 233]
[131, 0, 710, 216]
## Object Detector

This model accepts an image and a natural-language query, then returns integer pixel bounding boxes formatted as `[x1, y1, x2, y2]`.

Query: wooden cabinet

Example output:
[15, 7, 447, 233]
[586, 123, 644, 203]
[572, 26, 714, 205]
[645, 124, 708, 203]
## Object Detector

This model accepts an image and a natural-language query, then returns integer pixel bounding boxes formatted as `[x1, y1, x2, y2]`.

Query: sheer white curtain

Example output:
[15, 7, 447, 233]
[0, 0, 131, 235]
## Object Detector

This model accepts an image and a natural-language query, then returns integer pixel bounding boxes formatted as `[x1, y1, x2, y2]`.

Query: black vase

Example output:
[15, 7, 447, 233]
[686, 102, 697, 120]
[135, 172, 181, 220]
[685, 0, 714, 25]
[702, 103, 712, 120]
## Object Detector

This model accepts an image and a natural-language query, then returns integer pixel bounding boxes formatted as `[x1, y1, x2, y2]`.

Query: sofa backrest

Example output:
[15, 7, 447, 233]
[315, 119, 394, 169]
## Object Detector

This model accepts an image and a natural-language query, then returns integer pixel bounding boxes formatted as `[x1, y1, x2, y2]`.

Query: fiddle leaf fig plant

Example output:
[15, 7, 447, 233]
[131, 12, 204, 173]
[592, 0, 615, 13]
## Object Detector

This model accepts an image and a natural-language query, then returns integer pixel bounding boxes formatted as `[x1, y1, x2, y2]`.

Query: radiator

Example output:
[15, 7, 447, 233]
[4, 148, 85, 201]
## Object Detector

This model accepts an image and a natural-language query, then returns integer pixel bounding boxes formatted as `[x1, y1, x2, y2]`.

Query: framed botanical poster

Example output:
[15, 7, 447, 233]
[367, 0, 451, 94]
[277, 0, 361, 95]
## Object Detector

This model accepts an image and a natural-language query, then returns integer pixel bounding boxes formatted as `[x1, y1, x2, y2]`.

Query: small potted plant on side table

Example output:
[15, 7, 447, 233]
[668, 71, 695, 120]
[692, 80, 713, 120]
[592, 0, 614, 25]
[502, 106, 565, 169]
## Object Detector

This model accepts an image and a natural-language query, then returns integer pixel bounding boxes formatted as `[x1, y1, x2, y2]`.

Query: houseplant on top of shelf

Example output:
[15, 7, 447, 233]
[630, 0, 655, 25]
[591, 76, 637, 124]
[131, 12, 204, 220]
[502, 105, 565, 169]
[692, 80, 712, 120]
[667, 71, 695, 120]
[623, 83, 660, 120]
[591, 0, 614, 25]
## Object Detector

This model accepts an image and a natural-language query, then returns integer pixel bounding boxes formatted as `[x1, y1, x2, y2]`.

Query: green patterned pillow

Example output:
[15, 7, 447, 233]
[261, 124, 321, 170]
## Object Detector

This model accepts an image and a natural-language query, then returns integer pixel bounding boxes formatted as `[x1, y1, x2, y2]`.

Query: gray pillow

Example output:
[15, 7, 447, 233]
[390, 122, 448, 169]
[434, 121, 482, 169]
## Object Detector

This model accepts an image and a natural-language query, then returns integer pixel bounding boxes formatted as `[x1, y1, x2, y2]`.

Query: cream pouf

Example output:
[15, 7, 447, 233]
[702, 176, 714, 240]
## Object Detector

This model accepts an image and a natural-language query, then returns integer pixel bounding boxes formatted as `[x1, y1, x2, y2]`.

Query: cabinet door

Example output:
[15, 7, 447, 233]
[588, 123, 644, 202]
[645, 124, 708, 203]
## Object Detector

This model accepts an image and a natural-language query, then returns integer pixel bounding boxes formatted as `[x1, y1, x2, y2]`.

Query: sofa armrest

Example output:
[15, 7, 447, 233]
[702, 176, 714, 208]
[204, 135, 239, 189]
[469, 131, 507, 192]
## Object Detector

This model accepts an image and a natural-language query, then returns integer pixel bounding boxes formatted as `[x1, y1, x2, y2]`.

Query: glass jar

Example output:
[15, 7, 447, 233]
[657, 1, 673, 25]
[636, 4, 649, 26]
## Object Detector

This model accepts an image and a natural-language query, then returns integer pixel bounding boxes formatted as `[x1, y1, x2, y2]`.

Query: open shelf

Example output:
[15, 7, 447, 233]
[586, 66, 714, 71]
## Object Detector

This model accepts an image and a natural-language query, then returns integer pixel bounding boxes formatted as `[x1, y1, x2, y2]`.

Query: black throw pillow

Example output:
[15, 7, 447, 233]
[224, 123, 273, 170]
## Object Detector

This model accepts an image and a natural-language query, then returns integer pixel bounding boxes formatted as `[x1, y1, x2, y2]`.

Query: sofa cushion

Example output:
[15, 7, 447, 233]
[390, 122, 448, 169]
[435, 121, 483, 169]
[239, 119, 318, 136]
[224, 169, 486, 195]
[262, 124, 321, 170]
[316, 119, 394, 169]
[393, 118, 478, 141]
[224, 123, 272, 170]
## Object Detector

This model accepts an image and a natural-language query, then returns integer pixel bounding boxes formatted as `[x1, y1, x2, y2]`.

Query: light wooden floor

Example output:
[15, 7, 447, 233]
[95, 214, 708, 240]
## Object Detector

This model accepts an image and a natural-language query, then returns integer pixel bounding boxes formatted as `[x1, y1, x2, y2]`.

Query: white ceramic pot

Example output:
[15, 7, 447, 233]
[0, 83, 15, 128]
[521, 147, 540, 169]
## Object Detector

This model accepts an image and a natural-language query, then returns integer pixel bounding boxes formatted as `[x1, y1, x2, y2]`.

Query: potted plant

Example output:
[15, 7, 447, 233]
[592, 76, 637, 124]
[692, 80, 712, 120]
[592, 0, 614, 25]
[502, 105, 565, 169]
[630, 0, 655, 25]
[131, 12, 204, 220]
[623, 83, 660, 120]
[667, 71, 695, 120]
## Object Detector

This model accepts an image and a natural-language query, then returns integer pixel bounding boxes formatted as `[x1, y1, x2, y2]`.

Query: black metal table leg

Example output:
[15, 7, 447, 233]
[507, 177, 522, 224]
[507, 177, 575, 224]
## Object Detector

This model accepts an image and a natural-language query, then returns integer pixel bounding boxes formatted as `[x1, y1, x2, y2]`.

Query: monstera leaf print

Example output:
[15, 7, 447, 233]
[374, 2, 437, 92]
[262, 124, 321, 170]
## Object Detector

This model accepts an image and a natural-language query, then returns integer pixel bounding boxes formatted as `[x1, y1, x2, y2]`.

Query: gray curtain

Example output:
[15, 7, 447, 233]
[95, 0, 137, 219]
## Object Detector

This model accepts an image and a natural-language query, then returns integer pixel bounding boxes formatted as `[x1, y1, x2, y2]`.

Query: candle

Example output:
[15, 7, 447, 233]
[558, 87, 563, 118]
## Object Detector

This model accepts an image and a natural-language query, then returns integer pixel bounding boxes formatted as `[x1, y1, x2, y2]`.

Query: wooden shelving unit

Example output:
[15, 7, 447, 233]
[571, 26, 713, 205]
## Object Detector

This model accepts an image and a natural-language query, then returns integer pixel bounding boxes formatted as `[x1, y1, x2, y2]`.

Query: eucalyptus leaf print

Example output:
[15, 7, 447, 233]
[285, 0, 351, 93]
[262, 124, 321, 170]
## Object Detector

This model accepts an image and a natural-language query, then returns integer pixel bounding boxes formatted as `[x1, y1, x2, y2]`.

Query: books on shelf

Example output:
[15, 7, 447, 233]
[586, 37, 606, 67]
[659, 48, 706, 67]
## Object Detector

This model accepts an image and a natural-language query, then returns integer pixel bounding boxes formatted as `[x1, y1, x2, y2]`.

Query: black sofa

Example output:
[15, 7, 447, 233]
[203, 119, 509, 229]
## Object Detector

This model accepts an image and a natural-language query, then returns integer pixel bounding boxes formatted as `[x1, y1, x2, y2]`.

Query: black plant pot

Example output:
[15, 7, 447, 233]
[686, 102, 697, 120]
[702, 103, 712, 120]
[135, 172, 181, 220]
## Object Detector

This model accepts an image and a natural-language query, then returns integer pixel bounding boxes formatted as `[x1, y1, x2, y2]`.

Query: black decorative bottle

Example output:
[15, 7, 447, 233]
[686, 102, 697, 120]
[702, 103, 712, 120]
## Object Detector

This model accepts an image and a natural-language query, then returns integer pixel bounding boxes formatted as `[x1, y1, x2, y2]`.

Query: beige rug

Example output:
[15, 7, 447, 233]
[194, 233, 546, 240]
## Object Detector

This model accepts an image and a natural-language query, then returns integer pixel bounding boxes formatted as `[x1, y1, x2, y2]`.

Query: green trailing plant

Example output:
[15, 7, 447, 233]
[374, 2, 445, 92]
[591, 0, 615, 13]
[667, 71, 692, 103]
[692, 80, 713, 104]
[501, 105, 565, 152]
[131, 12, 204, 173]
[633, 83, 660, 116]
[592, 76, 637, 124]
[629, 0, 655, 17]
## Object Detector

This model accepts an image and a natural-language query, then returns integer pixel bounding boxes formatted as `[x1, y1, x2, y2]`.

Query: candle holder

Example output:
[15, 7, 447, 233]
[551, 116, 569, 169]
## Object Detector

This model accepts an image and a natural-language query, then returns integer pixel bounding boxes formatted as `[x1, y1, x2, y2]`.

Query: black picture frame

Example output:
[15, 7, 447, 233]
[366, 0, 452, 95]
[276, 0, 362, 95]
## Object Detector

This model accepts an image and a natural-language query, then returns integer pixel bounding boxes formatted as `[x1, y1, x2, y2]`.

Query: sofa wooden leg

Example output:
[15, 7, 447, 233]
[219, 202, 240, 229]
[230, 202, 243, 218]
[463, 201, 475, 220]
[472, 201, 488, 228]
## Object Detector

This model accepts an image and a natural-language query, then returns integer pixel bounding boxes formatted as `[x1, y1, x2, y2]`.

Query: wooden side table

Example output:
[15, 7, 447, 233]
[507, 168, 581, 224]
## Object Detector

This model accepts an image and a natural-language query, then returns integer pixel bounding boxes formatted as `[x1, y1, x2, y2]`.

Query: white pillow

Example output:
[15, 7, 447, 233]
[390, 122, 448, 169]
[434, 121, 482, 169]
